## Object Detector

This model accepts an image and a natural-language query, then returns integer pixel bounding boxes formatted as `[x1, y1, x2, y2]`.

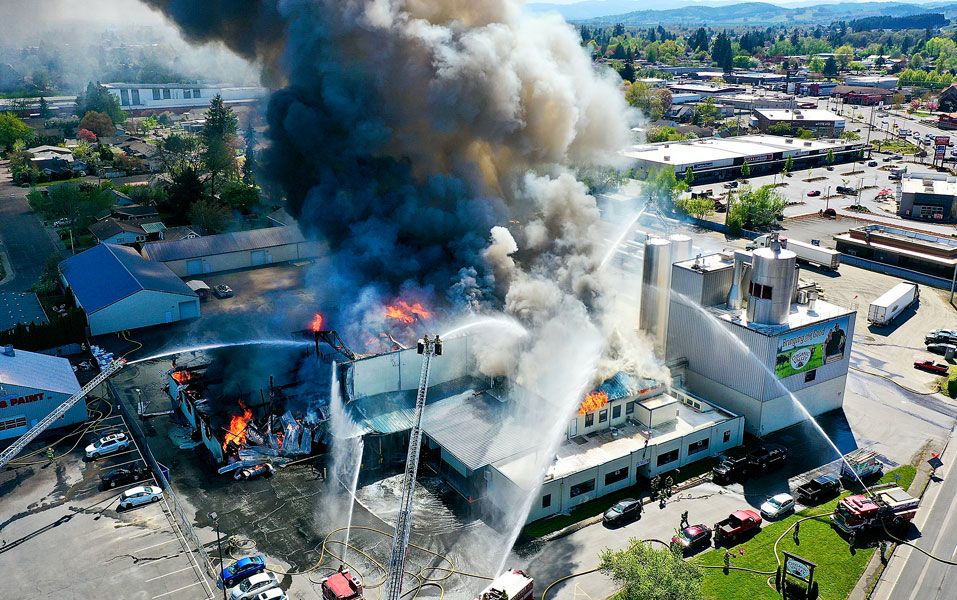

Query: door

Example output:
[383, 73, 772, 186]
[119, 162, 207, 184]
[568, 418, 578, 438]
[251, 250, 269, 266]
[186, 259, 203, 275]
[164, 310, 173, 323]
[179, 300, 199, 319]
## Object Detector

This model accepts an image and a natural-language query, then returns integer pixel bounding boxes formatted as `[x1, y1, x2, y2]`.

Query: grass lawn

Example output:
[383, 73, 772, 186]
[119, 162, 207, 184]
[693, 466, 916, 600]
[874, 139, 919, 155]
[36, 177, 83, 187]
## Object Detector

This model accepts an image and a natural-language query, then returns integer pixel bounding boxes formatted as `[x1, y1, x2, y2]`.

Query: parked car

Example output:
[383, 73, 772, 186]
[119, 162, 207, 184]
[724, 181, 739, 189]
[671, 524, 713, 555]
[891, 154, 903, 160]
[927, 343, 957, 356]
[714, 510, 762, 546]
[926, 329, 957, 345]
[229, 572, 281, 600]
[52, 217, 71, 228]
[219, 555, 268, 589]
[214, 284, 235, 299]
[712, 450, 751, 485]
[251, 589, 286, 600]
[117, 485, 162, 510]
[602, 498, 642, 526]
[86, 432, 131, 459]
[867, 161, 879, 167]
[882, 156, 893, 163]
[748, 446, 788, 473]
[836, 185, 857, 195]
[795, 475, 841, 505]
[235, 463, 276, 481]
[914, 360, 950, 375]
[807, 190, 821, 197]
[101, 465, 150, 488]
[760, 493, 796, 519]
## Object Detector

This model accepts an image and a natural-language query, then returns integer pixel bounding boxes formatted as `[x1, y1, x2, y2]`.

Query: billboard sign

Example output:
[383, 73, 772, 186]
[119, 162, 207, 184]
[775, 315, 850, 379]
[935, 136, 951, 147]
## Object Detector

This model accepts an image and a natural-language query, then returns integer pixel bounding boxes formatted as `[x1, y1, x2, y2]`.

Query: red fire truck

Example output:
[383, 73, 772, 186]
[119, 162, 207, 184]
[831, 486, 919, 535]
[321, 566, 363, 600]
[475, 569, 534, 600]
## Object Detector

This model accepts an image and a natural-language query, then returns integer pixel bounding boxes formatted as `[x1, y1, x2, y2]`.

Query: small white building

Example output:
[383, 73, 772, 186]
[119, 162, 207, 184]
[141, 225, 322, 277]
[60, 243, 200, 336]
[0, 346, 84, 441]
[101, 83, 268, 111]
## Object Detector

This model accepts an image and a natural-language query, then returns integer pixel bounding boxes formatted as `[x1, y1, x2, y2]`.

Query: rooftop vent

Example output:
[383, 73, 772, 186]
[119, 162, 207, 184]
[803, 141, 812, 146]
[3, 345, 14, 357]
[785, 138, 794, 143]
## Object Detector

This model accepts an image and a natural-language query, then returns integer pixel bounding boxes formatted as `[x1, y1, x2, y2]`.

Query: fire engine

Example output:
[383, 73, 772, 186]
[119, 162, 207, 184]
[831, 486, 919, 535]
[321, 566, 363, 600]
[475, 569, 534, 600]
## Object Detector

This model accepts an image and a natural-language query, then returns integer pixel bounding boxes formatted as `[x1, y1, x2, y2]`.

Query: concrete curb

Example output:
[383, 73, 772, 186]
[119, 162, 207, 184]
[536, 474, 712, 543]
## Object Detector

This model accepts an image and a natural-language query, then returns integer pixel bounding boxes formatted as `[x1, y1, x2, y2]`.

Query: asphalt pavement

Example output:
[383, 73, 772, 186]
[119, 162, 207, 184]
[0, 161, 63, 291]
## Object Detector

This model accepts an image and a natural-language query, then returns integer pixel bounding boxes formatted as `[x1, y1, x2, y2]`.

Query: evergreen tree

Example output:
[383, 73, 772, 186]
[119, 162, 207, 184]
[201, 94, 238, 201]
[76, 82, 125, 124]
[823, 56, 839, 76]
[712, 32, 734, 72]
[39, 96, 52, 119]
[242, 123, 256, 185]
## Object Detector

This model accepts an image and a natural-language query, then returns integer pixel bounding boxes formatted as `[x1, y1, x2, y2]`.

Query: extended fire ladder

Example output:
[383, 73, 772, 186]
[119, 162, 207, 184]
[383, 336, 442, 600]
[0, 359, 126, 470]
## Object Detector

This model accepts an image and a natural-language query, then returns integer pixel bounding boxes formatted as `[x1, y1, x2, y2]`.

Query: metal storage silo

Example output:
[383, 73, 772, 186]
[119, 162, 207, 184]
[669, 234, 693, 264]
[746, 240, 796, 325]
[640, 238, 673, 346]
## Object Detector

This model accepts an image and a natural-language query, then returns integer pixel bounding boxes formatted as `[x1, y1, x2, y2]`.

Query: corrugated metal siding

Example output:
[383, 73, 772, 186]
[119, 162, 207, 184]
[142, 226, 307, 262]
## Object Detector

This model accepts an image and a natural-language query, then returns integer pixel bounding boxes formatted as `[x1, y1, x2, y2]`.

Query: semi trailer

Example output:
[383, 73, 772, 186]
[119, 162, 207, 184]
[867, 282, 919, 326]
[747, 235, 841, 270]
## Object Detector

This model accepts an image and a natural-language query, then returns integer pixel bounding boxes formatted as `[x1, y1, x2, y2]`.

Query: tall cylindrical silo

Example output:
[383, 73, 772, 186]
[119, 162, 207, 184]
[746, 245, 796, 325]
[640, 238, 673, 351]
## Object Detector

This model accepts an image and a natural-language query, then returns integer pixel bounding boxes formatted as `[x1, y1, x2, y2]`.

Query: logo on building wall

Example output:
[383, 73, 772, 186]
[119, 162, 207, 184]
[774, 315, 850, 379]
[0, 392, 45, 410]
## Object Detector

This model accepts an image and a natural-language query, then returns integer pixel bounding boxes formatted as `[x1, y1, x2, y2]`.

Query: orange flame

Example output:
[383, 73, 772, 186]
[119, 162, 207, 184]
[222, 401, 253, 450]
[311, 313, 324, 332]
[578, 391, 609, 415]
[384, 300, 432, 324]
[171, 370, 193, 384]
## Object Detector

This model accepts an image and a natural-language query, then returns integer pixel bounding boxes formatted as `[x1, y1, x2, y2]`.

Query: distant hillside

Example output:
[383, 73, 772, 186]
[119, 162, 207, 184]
[574, 1, 957, 26]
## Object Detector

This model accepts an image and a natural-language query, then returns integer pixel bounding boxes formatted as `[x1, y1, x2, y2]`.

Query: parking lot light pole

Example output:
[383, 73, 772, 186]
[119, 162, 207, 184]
[208, 512, 227, 600]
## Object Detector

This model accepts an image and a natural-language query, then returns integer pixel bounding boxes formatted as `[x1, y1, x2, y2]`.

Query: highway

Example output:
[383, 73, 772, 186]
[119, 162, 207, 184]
[873, 432, 957, 600]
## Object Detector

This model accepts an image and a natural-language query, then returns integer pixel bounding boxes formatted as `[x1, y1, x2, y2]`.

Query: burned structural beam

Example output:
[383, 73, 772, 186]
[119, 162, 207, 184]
[295, 329, 357, 361]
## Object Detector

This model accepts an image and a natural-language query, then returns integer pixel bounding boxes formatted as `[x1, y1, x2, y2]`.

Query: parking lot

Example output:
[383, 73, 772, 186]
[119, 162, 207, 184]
[0, 400, 214, 600]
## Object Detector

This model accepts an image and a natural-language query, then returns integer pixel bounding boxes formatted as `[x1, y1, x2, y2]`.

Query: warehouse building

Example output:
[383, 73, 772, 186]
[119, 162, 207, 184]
[0, 346, 84, 441]
[141, 225, 322, 277]
[624, 134, 865, 183]
[102, 82, 267, 112]
[835, 224, 957, 280]
[658, 243, 855, 436]
[60, 243, 200, 336]
[341, 335, 743, 523]
[898, 174, 957, 223]
[752, 108, 845, 137]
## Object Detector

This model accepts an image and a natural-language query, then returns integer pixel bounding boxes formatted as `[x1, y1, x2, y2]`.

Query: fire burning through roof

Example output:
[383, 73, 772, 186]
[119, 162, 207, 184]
[223, 401, 253, 451]
[311, 313, 324, 332]
[384, 300, 431, 325]
[578, 391, 609, 415]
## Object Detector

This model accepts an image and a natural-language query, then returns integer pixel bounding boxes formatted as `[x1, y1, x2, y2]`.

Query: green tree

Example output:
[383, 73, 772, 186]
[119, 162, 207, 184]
[823, 56, 839, 76]
[188, 198, 229, 234]
[808, 56, 826, 73]
[741, 162, 750, 178]
[797, 128, 815, 140]
[201, 94, 239, 201]
[642, 166, 680, 212]
[768, 122, 793, 136]
[38, 96, 52, 119]
[683, 167, 695, 187]
[841, 130, 861, 141]
[694, 97, 719, 127]
[783, 156, 794, 173]
[79, 111, 116, 138]
[712, 31, 734, 72]
[161, 166, 204, 224]
[727, 184, 787, 232]
[826, 149, 835, 165]
[76, 82, 125, 124]
[0, 112, 33, 151]
[626, 82, 672, 121]
[242, 124, 256, 185]
[676, 196, 714, 219]
[220, 181, 260, 213]
[27, 183, 113, 231]
[32, 254, 63, 296]
[834, 44, 855, 69]
[599, 540, 703, 600]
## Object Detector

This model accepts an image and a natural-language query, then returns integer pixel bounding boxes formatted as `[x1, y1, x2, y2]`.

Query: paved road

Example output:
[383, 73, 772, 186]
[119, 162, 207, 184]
[873, 431, 957, 600]
[0, 161, 62, 291]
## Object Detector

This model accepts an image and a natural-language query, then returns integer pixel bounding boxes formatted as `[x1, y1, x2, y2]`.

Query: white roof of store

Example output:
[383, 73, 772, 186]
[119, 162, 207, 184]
[0, 348, 81, 396]
[709, 298, 854, 336]
[623, 134, 857, 169]
[901, 178, 957, 197]
[753, 108, 844, 122]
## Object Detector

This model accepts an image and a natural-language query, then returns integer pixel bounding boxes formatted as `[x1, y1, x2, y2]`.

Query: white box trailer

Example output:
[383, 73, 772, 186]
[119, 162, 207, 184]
[747, 235, 841, 270]
[868, 282, 919, 325]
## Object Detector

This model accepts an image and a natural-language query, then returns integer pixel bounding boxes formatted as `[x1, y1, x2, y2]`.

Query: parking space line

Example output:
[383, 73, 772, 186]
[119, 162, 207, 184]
[133, 537, 180, 553]
[152, 580, 203, 599]
[145, 565, 195, 582]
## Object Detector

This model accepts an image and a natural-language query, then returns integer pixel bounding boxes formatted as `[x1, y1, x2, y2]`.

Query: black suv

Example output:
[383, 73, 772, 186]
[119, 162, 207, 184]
[101, 465, 151, 489]
[602, 498, 642, 527]
[712, 452, 750, 485]
[748, 446, 788, 472]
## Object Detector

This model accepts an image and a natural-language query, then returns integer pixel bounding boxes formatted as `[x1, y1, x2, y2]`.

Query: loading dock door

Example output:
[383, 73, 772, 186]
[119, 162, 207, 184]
[179, 300, 199, 319]
[251, 250, 269, 266]
[186, 259, 204, 275]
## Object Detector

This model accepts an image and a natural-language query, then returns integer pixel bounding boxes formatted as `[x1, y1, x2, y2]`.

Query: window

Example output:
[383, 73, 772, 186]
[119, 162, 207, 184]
[120, 89, 129, 106]
[723, 430, 732, 443]
[542, 494, 551, 509]
[0, 416, 26, 431]
[163, 89, 171, 99]
[585, 413, 594, 427]
[605, 467, 629, 485]
[687, 438, 710, 455]
[626, 401, 635, 415]
[193, 88, 202, 98]
[131, 89, 140, 105]
[570, 479, 596, 498]
[748, 281, 773, 299]
[184, 89, 191, 99]
[804, 369, 817, 383]
[657, 448, 680, 467]
[612, 405, 621, 419]
[599, 409, 608, 423]
[152, 88, 161, 100]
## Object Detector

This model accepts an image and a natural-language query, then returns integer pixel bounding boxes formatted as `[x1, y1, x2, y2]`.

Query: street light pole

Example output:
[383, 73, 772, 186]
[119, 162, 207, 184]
[208, 512, 227, 600]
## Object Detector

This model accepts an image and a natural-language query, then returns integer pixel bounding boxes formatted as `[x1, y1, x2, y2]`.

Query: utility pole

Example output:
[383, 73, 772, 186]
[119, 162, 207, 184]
[383, 335, 443, 600]
[208, 512, 227, 600]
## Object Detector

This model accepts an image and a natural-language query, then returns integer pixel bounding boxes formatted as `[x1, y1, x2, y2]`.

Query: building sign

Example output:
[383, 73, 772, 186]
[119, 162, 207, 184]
[775, 315, 851, 379]
[0, 392, 46, 410]
[935, 136, 951, 147]
[783, 552, 816, 584]
[745, 154, 772, 163]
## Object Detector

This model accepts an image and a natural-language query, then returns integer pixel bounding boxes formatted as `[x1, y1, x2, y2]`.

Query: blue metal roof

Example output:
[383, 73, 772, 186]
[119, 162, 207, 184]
[60, 243, 196, 314]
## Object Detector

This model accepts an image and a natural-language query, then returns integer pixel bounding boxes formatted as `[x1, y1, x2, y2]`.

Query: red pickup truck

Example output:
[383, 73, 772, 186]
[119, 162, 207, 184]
[914, 360, 949, 375]
[713, 509, 762, 546]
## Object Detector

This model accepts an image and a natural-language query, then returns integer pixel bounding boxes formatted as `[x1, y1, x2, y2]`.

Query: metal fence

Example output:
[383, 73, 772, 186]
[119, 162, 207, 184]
[108, 380, 219, 591]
